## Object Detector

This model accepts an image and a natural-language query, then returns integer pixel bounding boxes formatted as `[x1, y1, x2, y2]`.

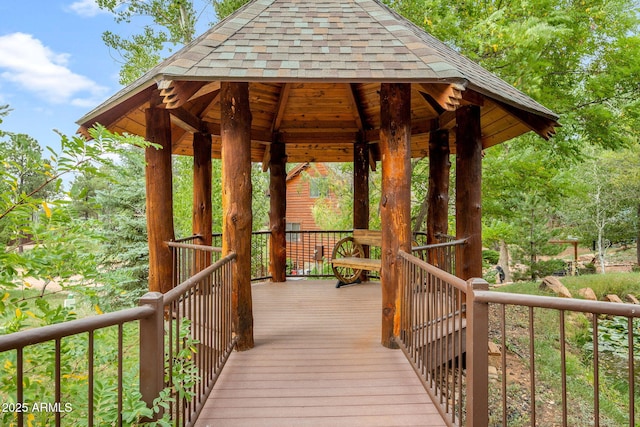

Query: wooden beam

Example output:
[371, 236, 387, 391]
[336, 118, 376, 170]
[269, 138, 287, 282]
[420, 82, 466, 112]
[455, 105, 483, 280]
[271, 83, 291, 133]
[494, 99, 559, 140]
[379, 83, 412, 349]
[346, 84, 367, 131]
[158, 80, 207, 109]
[427, 128, 451, 265]
[145, 107, 175, 293]
[221, 81, 254, 351]
[169, 107, 210, 134]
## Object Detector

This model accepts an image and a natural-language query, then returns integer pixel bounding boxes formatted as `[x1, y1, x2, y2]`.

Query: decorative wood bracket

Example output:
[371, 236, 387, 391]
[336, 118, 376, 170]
[158, 80, 207, 109]
[420, 82, 467, 112]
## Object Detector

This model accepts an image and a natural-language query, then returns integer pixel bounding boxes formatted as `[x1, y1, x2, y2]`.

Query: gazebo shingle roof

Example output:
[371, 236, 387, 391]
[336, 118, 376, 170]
[78, 0, 559, 163]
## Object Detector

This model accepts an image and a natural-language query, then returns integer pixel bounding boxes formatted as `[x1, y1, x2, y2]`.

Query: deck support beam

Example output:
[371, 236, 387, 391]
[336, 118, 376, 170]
[379, 83, 412, 349]
[455, 105, 483, 280]
[427, 129, 450, 265]
[221, 81, 254, 351]
[145, 107, 175, 293]
[269, 137, 287, 282]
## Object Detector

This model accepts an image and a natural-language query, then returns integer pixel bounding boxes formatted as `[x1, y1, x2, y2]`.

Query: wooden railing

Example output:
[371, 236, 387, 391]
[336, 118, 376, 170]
[398, 249, 640, 427]
[0, 252, 236, 427]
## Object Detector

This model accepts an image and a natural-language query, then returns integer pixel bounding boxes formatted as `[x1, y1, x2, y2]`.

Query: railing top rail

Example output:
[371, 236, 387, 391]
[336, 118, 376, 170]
[0, 305, 155, 353]
[399, 250, 468, 293]
[475, 290, 640, 317]
[166, 241, 222, 252]
[163, 252, 237, 306]
[171, 234, 204, 243]
[411, 238, 467, 251]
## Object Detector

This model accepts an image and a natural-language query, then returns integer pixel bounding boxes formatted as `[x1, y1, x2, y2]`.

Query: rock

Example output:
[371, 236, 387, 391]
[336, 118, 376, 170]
[626, 294, 639, 304]
[604, 294, 623, 303]
[540, 276, 572, 298]
[488, 341, 502, 356]
[578, 287, 598, 301]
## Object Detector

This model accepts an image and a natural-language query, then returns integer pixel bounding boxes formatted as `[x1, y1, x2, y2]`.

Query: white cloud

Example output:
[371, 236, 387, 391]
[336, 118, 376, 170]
[67, 0, 107, 17]
[0, 33, 108, 106]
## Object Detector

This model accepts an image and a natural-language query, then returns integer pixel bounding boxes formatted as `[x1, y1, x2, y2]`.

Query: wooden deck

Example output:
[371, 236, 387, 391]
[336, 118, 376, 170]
[195, 280, 446, 427]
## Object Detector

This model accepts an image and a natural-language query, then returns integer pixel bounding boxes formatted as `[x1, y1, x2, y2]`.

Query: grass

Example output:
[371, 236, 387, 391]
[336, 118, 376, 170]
[489, 272, 640, 426]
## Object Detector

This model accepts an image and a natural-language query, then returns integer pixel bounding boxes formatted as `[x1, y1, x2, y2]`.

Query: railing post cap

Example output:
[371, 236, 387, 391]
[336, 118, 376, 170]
[467, 277, 489, 291]
[139, 292, 164, 304]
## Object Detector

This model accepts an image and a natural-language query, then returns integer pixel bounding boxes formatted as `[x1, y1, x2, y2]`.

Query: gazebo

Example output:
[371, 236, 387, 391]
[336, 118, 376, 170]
[78, 0, 559, 351]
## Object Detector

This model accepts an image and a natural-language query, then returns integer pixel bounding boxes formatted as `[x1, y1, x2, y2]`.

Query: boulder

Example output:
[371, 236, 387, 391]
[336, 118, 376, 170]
[604, 294, 623, 303]
[578, 287, 598, 301]
[626, 294, 640, 304]
[540, 276, 572, 298]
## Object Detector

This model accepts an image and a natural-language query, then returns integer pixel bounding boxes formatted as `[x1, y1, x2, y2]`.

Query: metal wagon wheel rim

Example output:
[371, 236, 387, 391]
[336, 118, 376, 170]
[331, 237, 364, 284]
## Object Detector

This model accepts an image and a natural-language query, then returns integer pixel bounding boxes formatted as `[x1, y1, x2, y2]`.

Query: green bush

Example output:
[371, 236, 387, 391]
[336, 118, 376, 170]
[482, 249, 500, 265]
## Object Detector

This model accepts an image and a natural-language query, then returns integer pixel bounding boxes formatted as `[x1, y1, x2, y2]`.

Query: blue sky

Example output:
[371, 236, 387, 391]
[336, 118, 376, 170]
[0, 1, 218, 153]
[0, 1, 123, 151]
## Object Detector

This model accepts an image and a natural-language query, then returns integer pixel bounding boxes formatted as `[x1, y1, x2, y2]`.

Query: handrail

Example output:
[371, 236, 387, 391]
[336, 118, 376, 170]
[398, 250, 467, 292]
[475, 290, 640, 317]
[163, 253, 236, 306]
[166, 241, 222, 252]
[0, 305, 155, 353]
[411, 238, 467, 252]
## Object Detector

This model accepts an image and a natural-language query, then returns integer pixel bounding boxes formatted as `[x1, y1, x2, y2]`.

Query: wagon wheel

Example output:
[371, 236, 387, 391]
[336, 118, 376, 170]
[331, 237, 365, 284]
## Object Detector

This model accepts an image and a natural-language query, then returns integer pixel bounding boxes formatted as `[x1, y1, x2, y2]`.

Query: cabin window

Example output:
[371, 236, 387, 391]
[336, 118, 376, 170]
[286, 222, 301, 242]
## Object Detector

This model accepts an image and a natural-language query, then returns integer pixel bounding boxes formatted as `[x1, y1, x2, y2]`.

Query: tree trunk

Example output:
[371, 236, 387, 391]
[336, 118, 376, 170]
[145, 107, 175, 294]
[498, 239, 511, 283]
[379, 83, 411, 349]
[221, 81, 254, 351]
[637, 203, 640, 267]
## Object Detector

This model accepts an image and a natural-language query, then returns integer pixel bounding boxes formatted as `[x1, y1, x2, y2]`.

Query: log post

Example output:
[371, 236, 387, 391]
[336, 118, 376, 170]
[269, 138, 287, 282]
[427, 129, 450, 265]
[354, 134, 370, 279]
[193, 132, 212, 246]
[354, 134, 370, 230]
[145, 107, 175, 294]
[221, 81, 254, 351]
[193, 132, 213, 282]
[379, 83, 412, 349]
[455, 105, 483, 280]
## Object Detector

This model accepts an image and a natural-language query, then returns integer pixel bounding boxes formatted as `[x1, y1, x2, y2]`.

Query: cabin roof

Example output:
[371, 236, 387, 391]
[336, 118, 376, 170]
[77, 0, 559, 163]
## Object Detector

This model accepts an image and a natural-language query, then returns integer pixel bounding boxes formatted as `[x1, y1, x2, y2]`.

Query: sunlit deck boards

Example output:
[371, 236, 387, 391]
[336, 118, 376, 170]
[195, 280, 446, 427]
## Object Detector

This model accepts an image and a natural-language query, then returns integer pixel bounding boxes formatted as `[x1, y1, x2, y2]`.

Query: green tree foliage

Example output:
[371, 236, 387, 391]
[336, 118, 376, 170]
[213, 0, 251, 20]
[96, 0, 198, 84]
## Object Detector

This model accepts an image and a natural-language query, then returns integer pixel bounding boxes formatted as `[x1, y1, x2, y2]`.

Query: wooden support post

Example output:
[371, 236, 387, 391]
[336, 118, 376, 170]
[139, 292, 164, 419]
[269, 138, 287, 282]
[193, 132, 212, 247]
[221, 81, 254, 351]
[427, 129, 450, 265]
[379, 83, 412, 349]
[145, 107, 175, 293]
[455, 105, 483, 280]
[466, 278, 490, 427]
[354, 134, 370, 230]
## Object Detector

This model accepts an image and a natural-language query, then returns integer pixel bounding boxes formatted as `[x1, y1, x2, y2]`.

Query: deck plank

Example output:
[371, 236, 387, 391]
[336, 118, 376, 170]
[195, 280, 446, 427]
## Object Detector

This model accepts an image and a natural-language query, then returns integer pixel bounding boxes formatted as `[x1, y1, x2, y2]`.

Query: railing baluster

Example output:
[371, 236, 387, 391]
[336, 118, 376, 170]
[118, 324, 123, 427]
[560, 310, 568, 427]
[88, 330, 94, 426]
[17, 347, 23, 427]
[55, 338, 61, 427]
[528, 306, 536, 427]
[629, 317, 635, 427]
[593, 314, 600, 427]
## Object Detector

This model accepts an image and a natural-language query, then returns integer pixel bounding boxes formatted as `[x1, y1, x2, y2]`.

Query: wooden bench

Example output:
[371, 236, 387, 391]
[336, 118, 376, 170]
[331, 229, 382, 287]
